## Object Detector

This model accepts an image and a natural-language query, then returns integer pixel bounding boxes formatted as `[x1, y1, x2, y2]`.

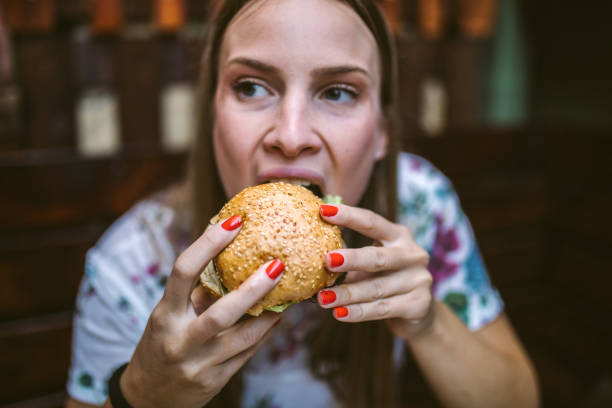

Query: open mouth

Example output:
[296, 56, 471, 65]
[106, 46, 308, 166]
[265, 178, 323, 198]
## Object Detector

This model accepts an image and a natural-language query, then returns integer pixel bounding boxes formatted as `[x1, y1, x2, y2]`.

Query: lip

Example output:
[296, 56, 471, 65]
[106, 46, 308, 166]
[257, 167, 326, 193]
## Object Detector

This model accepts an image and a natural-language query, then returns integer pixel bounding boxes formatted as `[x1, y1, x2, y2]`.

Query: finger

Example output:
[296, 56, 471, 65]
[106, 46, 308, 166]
[191, 285, 218, 316]
[318, 270, 415, 308]
[219, 317, 279, 378]
[324, 246, 428, 274]
[320, 204, 404, 244]
[163, 215, 242, 313]
[331, 289, 433, 323]
[206, 312, 280, 365]
[187, 259, 285, 345]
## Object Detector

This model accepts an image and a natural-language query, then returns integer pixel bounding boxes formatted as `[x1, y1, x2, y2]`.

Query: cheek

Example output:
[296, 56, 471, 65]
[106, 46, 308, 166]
[331, 115, 381, 203]
[341, 112, 379, 162]
[212, 97, 254, 196]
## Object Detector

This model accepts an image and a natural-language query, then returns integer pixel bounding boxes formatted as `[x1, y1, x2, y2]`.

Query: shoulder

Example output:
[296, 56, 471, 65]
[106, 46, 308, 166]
[396, 152, 458, 248]
[94, 182, 191, 253]
[95, 199, 174, 253]
[81, 195, 191, 318]
[397, 152, 450, 185]
[397, 152, 458, 208]
[396, 154, 505, 330]
[93, 183, 192, 262]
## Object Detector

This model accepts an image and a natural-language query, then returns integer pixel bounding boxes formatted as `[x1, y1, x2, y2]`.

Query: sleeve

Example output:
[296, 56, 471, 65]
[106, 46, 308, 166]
[66, 248, 148, 404]
[398, 153, 504, 331]
[66, 203, 174, 404]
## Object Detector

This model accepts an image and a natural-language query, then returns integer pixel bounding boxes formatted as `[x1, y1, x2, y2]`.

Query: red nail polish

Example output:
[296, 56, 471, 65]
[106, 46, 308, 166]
[221, 215, 242, 231]
[334, 306, 348, 318]
[319, 290, 336, 305]
[266, 259, 284, 280]
[320, 204, 338, 217]
[329, 253, 344, 268]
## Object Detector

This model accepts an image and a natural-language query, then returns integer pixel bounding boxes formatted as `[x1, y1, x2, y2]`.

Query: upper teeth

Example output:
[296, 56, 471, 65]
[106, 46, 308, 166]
[268, 178, 312, 187]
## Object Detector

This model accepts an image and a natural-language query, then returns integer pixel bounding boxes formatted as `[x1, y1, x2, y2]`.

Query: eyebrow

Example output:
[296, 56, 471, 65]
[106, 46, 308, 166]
[226, 57, 371, 80]
[312, 65, 371, 80]
[226, 57, 280, 75]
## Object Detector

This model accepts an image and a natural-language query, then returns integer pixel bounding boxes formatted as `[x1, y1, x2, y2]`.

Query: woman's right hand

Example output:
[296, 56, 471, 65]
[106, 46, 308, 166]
[116, 215, 284, 408]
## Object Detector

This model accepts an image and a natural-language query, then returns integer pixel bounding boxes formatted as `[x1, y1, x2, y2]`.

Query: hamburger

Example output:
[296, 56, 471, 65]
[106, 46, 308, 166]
[200, 182, 344, 316]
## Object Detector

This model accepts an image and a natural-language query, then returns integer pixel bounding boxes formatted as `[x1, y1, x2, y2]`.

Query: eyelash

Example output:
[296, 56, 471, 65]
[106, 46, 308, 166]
[230, 79, 360, 103]
[231, 79, 269, 99]
[321, 84, 359, 102]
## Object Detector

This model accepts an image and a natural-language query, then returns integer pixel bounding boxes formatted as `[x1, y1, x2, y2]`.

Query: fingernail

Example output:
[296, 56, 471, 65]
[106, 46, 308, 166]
[221, 215, 242, 231]
[334, 306, 348, 318]
[320, 204, 338, 217]
[329, 252, 344, 268]
[319, 290, 336, 305]
[273, 318, 281, 327]
[266, 259, 284, 280]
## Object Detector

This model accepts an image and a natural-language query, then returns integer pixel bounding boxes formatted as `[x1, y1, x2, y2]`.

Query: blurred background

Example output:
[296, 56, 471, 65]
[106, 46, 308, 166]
[0, 0, 610, 407]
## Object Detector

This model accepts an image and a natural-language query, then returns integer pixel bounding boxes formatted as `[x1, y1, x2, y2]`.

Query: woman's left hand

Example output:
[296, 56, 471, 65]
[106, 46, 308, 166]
[317, 203, 434, 340]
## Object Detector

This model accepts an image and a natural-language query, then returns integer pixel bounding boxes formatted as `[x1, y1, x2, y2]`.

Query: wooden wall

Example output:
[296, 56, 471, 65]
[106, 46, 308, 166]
[1, 1, 611, 408]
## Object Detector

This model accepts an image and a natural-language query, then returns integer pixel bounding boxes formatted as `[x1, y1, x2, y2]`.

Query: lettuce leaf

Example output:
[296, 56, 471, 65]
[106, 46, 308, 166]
[265, 302, 294, 313]
[322, 194, 343, 204]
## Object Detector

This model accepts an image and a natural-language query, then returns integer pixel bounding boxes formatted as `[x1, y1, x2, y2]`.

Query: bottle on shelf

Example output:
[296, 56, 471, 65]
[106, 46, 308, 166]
[73, 27, 121, 157]
[156, 0, 194, 152]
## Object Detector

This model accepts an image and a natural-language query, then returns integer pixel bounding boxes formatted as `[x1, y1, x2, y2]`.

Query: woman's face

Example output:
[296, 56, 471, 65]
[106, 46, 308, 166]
[213, 0, 388, 206]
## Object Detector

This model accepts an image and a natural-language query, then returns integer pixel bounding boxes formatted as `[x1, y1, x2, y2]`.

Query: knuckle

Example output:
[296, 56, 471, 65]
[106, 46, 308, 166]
[161, 340, 183, 363]
[149, 306, 169, 333]
[204, 313, 225, 334]
[371, 279, 387, 300]
[373, 249, 388, 270]
[374, 299, 392, 319]
[418, 271, 433, 288]
[360, 211, 377, 234]
[201, 230, 220, 250]
[179, 363, 197, 383]
[241, 278, 264, 300]
[342, 284, 353, 303]
[199, 371, 222, 393]
[414, 291, 432, 319]
[397, 225, 413, 241]
[239, 326, 261, 348]
[416, 247, 430, 265]
[173, 255, 191, 281]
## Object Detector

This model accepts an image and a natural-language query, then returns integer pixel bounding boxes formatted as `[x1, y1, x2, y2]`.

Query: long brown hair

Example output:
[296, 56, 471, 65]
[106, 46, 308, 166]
[189, 1, 401, 406]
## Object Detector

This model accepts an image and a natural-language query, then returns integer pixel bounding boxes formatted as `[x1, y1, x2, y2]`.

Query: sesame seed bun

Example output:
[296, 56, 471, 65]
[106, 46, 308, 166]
[200, 182, 343, 316]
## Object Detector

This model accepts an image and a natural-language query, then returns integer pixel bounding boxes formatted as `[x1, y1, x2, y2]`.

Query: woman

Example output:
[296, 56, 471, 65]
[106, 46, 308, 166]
[66, 0, 539, 407]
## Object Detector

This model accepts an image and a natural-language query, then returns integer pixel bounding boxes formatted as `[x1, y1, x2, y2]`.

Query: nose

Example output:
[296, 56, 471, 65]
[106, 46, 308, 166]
[262, 91, 322, 158]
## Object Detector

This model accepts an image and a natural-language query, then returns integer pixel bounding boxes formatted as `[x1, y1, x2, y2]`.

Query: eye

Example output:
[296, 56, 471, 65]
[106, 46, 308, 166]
[322, 86, 357, 103]
[232, 80, 269, 99]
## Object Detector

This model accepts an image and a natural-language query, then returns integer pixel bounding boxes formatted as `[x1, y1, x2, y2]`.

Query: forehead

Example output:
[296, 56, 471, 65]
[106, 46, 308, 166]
[219, 0, 380, 81]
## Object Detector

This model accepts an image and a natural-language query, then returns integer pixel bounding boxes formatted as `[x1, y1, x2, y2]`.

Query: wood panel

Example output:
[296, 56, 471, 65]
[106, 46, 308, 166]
[0, 392, 65, 408]
[457, 175, 550, 232]
[117, 34, 160, 146]
[0, 149, 186, 230]
[553, 243, 612, 315]
[0, 238, 94, 321]
[0, 314, 72, 405]
[411, 128, 540, 179]
[13, 35, 74, 149]
[506, 286, 612, 408]
[541, 130, 612, 190]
